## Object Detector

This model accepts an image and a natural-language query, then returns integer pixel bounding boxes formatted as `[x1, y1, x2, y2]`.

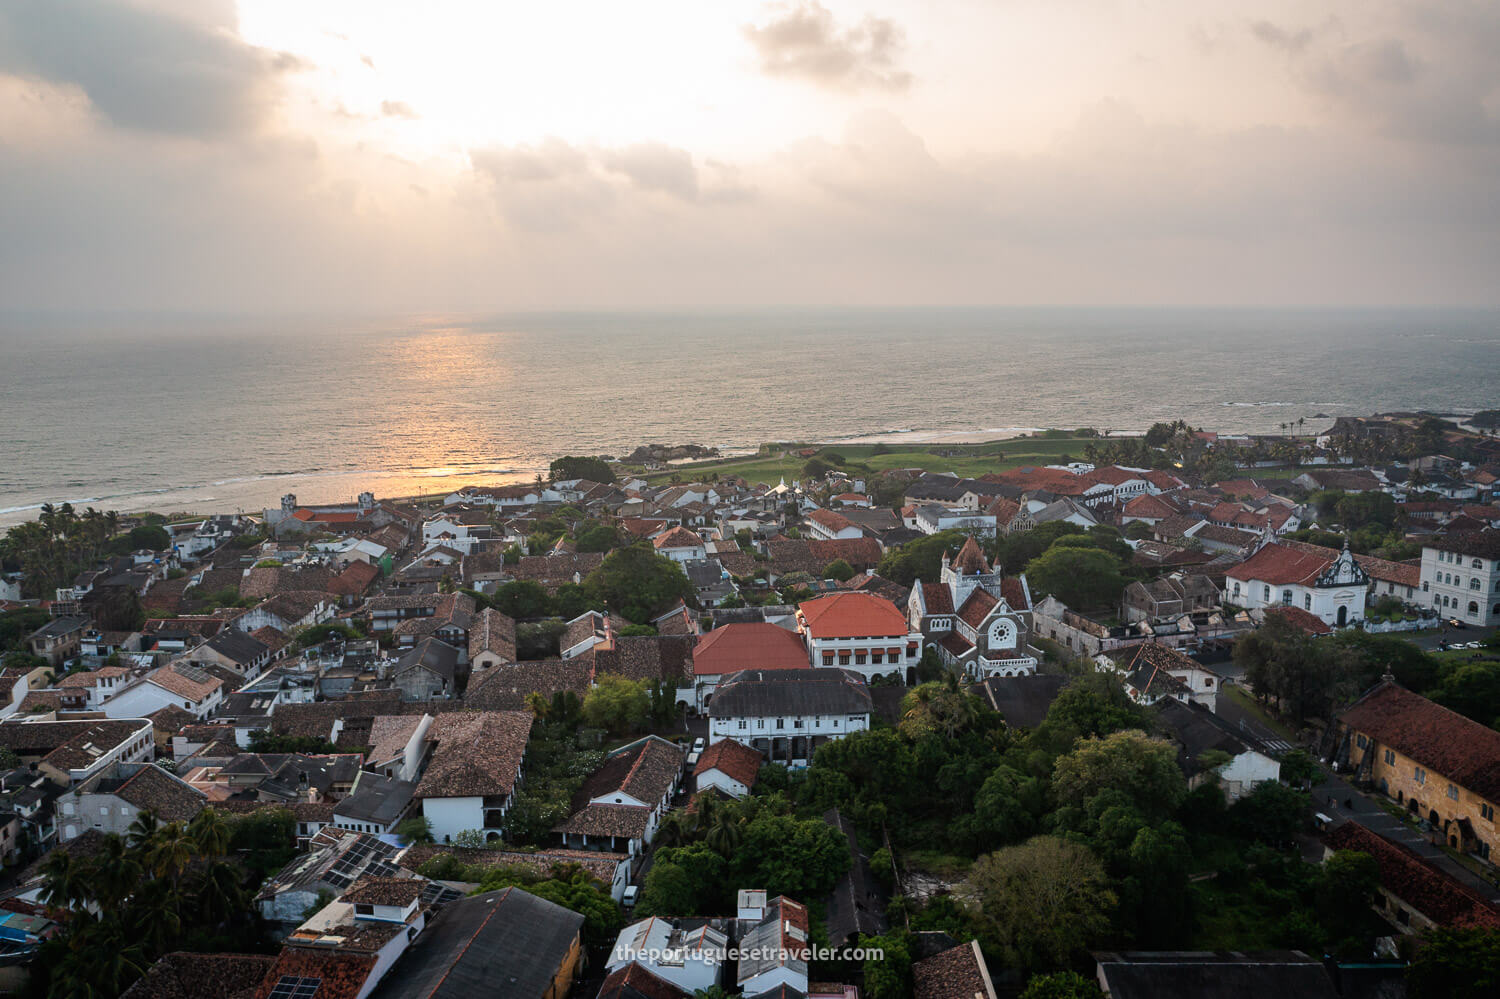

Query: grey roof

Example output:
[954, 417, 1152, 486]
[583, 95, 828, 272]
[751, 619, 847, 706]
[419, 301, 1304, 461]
[368, 886, 583, 999]
[334, 772, 416, 826]
[823, 807, 889, 947]
[393, 638, 460, 681]
[709, 668, 872, 719]
[1093, 951, 1339, 999]
[970, 674, 1067, 730]
[203, 628, 270, 665]
[29, 616, 89, 640]
[1153, 699, 1258, 772]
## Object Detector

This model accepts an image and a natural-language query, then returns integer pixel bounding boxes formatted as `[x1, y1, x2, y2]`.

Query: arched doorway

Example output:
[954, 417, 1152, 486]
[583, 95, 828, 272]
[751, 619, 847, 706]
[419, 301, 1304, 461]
[1429, 809, 1440, 826]
[1336, 604, 1348, 627]
[1468, 601, 1479, 616]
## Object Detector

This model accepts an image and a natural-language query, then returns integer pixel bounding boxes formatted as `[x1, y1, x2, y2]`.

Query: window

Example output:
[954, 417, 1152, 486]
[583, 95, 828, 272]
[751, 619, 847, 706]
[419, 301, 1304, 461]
[1281, 589, 1293, 605]
[775, 718, 784, 728]
[1423, 581, 1429, 592]
[1356, 734, 1368, 749]
[354, 904, 374, 916]
[1474, 559, 1483, 569]
[1263, 585, 1271, 600]
[1449, 785, 1460, 801]
[756, 719, 765, 729]
[1384, 749, 1395, 765]
[1481, 803, 1495, 822]
[1480, 841, 1492, 860]
[738, 720, 747, 730]
[1232, 582, 1240, 596]
[1304, 594, 1312, 610]
[1473, 579, 1482, 590]
[1414, 767, 1426, 785]
[794, 719, 803, 728]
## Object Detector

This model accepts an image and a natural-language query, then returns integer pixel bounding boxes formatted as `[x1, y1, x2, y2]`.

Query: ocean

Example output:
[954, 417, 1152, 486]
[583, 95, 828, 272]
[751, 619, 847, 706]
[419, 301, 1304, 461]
[1, 307, 1497, 526]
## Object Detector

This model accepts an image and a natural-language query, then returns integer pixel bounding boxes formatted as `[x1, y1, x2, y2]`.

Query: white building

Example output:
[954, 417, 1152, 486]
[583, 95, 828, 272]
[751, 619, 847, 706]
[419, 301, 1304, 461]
[608, 919, 729, 994]
[1224, 541, 1368, 628]
[908, 537, 1038, 680]
[910, 504, 998, 538]
[415, 711, 531, 844]
[708, 669, 872, 768]
[796, 591, 923, 683]
[1420, 530, 1500, 626]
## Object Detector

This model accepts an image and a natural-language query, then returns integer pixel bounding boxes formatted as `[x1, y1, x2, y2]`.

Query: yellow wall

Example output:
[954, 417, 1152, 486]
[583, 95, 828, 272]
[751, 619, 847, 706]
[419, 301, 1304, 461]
[543, 932, 583, 999]
[1350, 727, 1498, 860]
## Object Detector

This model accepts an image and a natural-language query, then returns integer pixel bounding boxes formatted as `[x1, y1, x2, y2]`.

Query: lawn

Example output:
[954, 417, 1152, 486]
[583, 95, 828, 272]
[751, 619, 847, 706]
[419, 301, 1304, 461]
[633, 436, 1107, 486]
[1223, 686, 1298, 742]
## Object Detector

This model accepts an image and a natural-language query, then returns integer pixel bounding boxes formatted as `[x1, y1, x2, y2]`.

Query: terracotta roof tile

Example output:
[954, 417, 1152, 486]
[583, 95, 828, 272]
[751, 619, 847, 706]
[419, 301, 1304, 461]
[692, 623, 809, 677]
[693, 739, 763, 788]
[1325, 821, 1500, 929]
[798, 592, 910, 639]
[1342, 682, 1500, 802]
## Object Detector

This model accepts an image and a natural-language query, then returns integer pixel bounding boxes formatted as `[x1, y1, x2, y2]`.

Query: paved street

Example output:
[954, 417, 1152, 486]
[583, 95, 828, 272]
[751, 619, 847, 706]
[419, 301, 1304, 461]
[1404, 623, 1497, 651]
[1307, 767, 1500, 904]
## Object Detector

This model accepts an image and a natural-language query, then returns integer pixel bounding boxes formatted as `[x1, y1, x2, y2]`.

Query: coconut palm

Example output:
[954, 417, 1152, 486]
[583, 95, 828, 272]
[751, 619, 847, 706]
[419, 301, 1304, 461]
[90, 834, 143, 909]
[145, 821, 194, 882]
[704, 810, 743, 856]
[187, 808, 230, 858]
[126, 808, 162, 851]
[194, 860, 247, 926]
[40, 850, 85, 910]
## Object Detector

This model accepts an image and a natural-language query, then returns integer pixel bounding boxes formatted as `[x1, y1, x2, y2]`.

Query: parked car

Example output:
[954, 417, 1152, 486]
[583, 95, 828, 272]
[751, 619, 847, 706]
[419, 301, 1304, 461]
[622, 885, 638, 908]
[692, 737, 705, 754]
[1448, 618, 1468, 629]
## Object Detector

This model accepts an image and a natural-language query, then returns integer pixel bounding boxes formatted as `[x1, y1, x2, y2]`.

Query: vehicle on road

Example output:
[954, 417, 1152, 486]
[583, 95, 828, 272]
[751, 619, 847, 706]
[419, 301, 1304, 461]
[1448, 618, 1468, 629]
[623, 885, 638, 908]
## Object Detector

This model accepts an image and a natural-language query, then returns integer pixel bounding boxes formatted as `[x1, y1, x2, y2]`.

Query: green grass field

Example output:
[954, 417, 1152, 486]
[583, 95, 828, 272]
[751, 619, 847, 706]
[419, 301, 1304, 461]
[634, 436, 1105, 486]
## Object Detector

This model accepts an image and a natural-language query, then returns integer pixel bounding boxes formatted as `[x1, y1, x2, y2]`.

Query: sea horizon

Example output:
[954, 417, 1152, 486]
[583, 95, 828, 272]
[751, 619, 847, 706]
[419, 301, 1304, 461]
[3, 305, 1497, 525]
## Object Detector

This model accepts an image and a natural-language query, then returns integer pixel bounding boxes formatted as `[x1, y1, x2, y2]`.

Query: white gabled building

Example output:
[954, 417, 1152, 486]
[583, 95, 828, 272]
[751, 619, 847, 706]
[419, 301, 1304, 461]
[1420, 529, 1500, 627]
[908, 537, 1038, 680]
[1224, 541, 1368, 628]
[708, 668, 872, 768]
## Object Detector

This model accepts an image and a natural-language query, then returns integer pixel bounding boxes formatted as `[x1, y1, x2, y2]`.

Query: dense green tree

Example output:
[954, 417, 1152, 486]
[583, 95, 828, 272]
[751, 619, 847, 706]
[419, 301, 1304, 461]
[549, 456, 616, 483]
[573, 521, 622, 553]
[822, 558, 855, 582]
[1406, 927, 1500, 999]
[1234, 613, 1363, 723]
[1021, 971, 1104, 999]
[581, 674, 651, 736]
[973, 765, 1042, 848]
[1228, 781, 1309, 846]
[491, 579, 553, 619]
[875, 529, 969, 587]
[1025, 546, 1126, 610]
[1030, 672, 1149, 750]
[1052, 730, 1186, 823]
[1314, 849, 1381, 950]
[860, 931, 914, 999]
[963, 836, 1116, 972]
[584, 542, 696, 623]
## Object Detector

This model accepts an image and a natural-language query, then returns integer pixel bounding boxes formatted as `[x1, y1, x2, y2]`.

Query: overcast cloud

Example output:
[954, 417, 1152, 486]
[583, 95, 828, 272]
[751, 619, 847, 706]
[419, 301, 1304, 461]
[0, 0, 1497, 309]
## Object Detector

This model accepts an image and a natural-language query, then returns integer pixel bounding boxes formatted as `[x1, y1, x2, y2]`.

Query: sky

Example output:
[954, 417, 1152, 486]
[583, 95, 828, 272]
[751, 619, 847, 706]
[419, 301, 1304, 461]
[1, 0, 1498, 310]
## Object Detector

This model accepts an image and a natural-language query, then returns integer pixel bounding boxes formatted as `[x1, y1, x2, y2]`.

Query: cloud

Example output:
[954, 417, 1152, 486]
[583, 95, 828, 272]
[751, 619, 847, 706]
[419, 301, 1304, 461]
[599, 142, 699, 199]
[742, 1, 912, 93]
[0, 0, 301, 138]
[380, 100, 419, 120]
[1249, 20, 1315, 54]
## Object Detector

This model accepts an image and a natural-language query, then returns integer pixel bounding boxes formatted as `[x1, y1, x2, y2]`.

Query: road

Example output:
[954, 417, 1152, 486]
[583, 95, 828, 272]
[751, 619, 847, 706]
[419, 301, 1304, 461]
[1306, 767, 1500, 904]
[1404, 623, 1497, 652]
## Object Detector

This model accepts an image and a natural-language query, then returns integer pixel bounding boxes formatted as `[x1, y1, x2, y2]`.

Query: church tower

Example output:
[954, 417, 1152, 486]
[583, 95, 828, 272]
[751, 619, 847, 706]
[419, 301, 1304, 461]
[941, 535, 1003, 608]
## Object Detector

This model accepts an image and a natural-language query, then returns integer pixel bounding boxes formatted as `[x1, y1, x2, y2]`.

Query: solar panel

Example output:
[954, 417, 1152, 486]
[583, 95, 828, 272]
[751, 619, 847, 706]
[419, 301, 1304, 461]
[267, 976, 322, 999]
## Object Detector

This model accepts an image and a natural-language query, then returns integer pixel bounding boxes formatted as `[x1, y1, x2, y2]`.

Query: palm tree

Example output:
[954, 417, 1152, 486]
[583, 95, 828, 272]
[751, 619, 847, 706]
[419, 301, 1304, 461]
[91, 834, 143, 909]
[128, 877, 184, 955]
[187, 808, 230, 859]
[126, 809, 161, 851]
[653, 812, 690, 850]
[145, 821, 194, 882]
[40, 850, 85, 910]
[704, 811, 743, 856]
[194, 860, 247, 927]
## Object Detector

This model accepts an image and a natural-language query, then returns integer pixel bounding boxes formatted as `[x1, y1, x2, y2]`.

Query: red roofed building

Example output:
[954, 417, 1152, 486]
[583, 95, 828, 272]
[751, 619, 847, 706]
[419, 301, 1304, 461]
[693, 738, 764, 798]
[1225, 541, 1368, 628]
[804, 509, 863, 541]
[907, 537, 1036, 680]
[1323, 821, 1500, 932]
[652, 526, 706, 563]
[689, 623, 810, 708]
[797, 592, 922, 682]
[1340, 682, 1500, 864]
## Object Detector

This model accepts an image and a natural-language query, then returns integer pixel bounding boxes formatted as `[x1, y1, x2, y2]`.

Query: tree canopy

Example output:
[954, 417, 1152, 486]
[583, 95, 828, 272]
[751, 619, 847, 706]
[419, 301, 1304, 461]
[583, 542, 695, 623]
[549, 456, 615, 483]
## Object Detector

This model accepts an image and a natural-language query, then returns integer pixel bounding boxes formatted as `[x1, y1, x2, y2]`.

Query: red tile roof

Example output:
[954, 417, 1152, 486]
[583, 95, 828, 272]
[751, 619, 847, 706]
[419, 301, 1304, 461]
[950, 536, 989, 575]
[798, 591, 911, 639]
[956, 589, 998, 629]
[1325, 822, 1500, 929]
[693, 623, 810, 677]
[1265, 605, 1334, 636]
[920, 582, 954, 616]
[1342, 682, 1500, 802]
[1123, 494, 1180, 519]
[694, 738, 764, 788]
[1227, 542, 1331, 586]
[807, 509, 856, 534]
[806, 537, 883, 570]
[653, 526, 703, 550]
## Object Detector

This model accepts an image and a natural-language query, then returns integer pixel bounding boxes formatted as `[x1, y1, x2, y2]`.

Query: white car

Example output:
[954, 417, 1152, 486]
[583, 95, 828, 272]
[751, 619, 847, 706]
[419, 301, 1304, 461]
[622, 885, 638, 908]
[692, 737, 705, 753]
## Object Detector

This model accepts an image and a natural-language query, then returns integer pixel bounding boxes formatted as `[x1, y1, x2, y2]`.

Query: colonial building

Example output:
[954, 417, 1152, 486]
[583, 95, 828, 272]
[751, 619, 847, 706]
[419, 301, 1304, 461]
[708, 668, 872, 767]
[908, 537, 1036, 679]
[1339, 681, 1500, 864]
[1224, 541, 1368, 628]
[1420, 529, 1500, 626]
[797, 591, 922, 682]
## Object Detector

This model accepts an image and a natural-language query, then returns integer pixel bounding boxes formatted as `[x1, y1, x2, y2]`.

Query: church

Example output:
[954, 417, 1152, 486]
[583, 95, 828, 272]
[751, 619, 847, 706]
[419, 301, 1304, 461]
[907, 536, 1038, 679]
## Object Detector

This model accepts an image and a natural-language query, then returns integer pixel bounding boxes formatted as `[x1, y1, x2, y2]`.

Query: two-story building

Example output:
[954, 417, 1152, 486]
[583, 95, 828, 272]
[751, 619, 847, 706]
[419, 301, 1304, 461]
[1340, 681, 1500, 864]
[416, 710, 532, 844]
[1420, 529, 1500, 626]
[708, 668, 872, 767]
[554, 736, 684, 858]
[797, 591, 922, 683]
[1224, 541, 1368, 628]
